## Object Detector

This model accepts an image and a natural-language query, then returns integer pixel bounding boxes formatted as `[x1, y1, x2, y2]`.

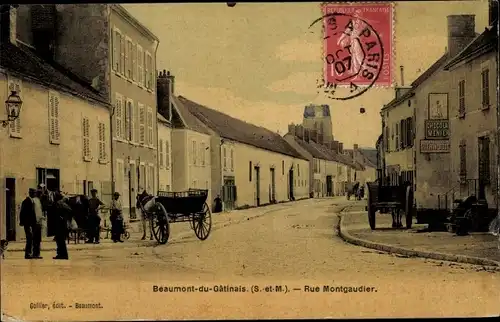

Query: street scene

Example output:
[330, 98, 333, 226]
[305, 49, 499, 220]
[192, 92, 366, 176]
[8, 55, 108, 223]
[0, 1, 499, 320]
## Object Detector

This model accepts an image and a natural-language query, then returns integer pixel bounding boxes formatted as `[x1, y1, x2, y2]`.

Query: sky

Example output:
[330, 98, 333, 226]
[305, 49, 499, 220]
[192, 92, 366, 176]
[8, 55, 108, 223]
[124, 1, 489, 149]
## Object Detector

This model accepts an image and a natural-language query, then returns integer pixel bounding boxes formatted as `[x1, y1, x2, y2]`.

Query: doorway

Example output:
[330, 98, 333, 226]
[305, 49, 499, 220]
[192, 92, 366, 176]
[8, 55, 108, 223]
[288, 169, 294, 200]
[270, 168, 276, 203]
[326, 175, 333, 196]
[478, 136, 490, 200]
[5, 178, 16, 241]
[254, 166, 260, 206]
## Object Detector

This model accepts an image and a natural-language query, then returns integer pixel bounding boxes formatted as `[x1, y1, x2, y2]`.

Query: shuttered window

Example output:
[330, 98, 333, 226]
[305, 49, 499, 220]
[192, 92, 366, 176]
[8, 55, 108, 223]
[126, 38, 133, 79]
[394, 123, 399, 151]
[144, 51, 150, 89]
[82, 117, 91, 161]
[120, 34, 125, 75]
[7, 77, 22, 138]
[48, 91, 60, 144]
[98, 122, 107, 162]
[200, 142, 206, 166]
[165, 140, 170, 169]
[112, 29, 120, 72]
[115, 93, 123, 139]
[137, 45, 144, 86]
[459, 139, 466, 183]
[384, 126, 389, 152]
[223, 147, 227, 168]
[159, 139, 164, 168]
[139, 103, 145, 144]
[478, 136, 490, 185]
[125, 99, 134, 142]
[481, 69, 489, 107]
[192, 140, 197, 165]
[458, 80, 465, 117]
[230, 149, 234, 170]
[400, 119, 406, 149]
[147, 106, 153, 146]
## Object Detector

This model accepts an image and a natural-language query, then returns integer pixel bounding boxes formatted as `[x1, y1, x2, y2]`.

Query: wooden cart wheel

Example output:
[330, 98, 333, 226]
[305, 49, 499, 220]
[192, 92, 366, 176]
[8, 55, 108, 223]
[150, 202, 170, 244]
[367, 188, 376, 230]
[193, 202, 212, 240]
[405, 185, 413, 229]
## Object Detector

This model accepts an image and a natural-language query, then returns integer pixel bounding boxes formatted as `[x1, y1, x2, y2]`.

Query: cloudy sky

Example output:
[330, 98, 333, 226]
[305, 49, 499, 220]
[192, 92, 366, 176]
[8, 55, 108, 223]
[124, 1, 489, 148]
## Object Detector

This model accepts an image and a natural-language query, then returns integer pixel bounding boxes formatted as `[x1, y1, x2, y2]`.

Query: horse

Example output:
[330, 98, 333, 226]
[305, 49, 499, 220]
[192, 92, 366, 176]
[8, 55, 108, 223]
[136, 191, 154, 240]
[65, 194, 90, 238]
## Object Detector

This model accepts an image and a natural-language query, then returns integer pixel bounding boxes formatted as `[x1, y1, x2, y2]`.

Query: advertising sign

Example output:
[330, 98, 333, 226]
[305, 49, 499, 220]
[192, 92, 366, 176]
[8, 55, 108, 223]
[425, 120, 449, 139]
[420, 140, 450, 153]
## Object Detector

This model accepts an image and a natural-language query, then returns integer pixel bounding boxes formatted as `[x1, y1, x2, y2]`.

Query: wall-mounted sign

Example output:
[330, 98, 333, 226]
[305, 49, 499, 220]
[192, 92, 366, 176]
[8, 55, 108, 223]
[428, 93, 449, 120]
[420, 139, 450, 153]
[425, 120, 449, 139]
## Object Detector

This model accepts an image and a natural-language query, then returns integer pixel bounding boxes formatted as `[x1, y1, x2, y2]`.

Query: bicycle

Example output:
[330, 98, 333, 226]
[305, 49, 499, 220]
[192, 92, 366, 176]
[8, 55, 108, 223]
[99, 208, 131, 240]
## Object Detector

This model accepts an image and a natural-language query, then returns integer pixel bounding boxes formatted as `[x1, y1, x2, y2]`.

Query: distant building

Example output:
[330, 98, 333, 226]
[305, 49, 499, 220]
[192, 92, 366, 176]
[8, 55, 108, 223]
[157, 113, 172, 192]
[0, 7, 111, 240]
[302, 104, 333, 143]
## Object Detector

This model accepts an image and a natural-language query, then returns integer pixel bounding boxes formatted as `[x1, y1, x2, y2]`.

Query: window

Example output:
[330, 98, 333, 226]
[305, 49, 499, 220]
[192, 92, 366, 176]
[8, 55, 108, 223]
[459, 139, 466, 183]
[112, 28, 120, 72]
[192, 140, 197, 165]
[138, 103, 145, 144]
[82, 117, 91, 161]
[131, 42, 137, 81]
[458, 80, 465, 117]
[200, 142, 206, 166]
[98, 122, 107, 162]
[249, 161, 252, 181]
[126, 100, 135, 142]
[147, 106, 153, 146]
[159, 139, 164, 168]
[223, 147, 227, 169]
[148, 165, 155, 193]
[137, 45, 144, 86]
[384, 126, 389, 152]
[48, 91, 60, 144]
[297, 164, 300, 177]
[120, 34, 125, 75]
[126, 38, 133, 79]
[478, 136, 490, 185]
[400, 119, 406, 149]
[139, 164, 146, 191]
[165, 141, 170, 169]
[230, 149, 234, 170]
[481, 69, 490, 108]
[115, 93, 123, 139]
[145, 51, 151, 89]
[282, 160, 284, 175]
[394, 123, 399, 151]
[406, 117, 413, 147]
[7, 76, 22, 138]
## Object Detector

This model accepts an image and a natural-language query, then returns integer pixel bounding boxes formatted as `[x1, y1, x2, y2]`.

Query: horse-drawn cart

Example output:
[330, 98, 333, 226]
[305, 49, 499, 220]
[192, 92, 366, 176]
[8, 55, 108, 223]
[365, 182, 414, 230]
[138, 189, 212, 244]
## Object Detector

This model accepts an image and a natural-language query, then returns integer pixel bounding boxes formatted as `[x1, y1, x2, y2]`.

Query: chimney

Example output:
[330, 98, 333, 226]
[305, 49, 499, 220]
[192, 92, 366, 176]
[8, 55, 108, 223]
[31, 5, 57, 61]
[288, 123, 296, 136]
[304, 129, 310, 142]
[447, 15, 476, 58]
[353, 144, 359, 150]
[338, 142, 344, 154]
[157, 69, 174, 121]
[1, 5, 16, 45]
[489, 0, 499, 26]
[332, 140, 339, 153]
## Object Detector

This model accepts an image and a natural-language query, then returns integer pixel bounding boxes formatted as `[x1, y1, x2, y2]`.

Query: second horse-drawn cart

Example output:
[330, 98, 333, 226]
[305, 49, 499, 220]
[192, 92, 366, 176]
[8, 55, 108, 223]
[365, 181, 414, 230]
[138, 189, 212, 244]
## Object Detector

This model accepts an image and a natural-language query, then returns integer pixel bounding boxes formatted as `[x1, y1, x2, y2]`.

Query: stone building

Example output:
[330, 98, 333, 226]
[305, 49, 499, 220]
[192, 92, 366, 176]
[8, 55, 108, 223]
[14, 4, 160, 221]
[0, 5, 111, 240]
[302, 104, 333, 143]
[443, 14, 498, 211]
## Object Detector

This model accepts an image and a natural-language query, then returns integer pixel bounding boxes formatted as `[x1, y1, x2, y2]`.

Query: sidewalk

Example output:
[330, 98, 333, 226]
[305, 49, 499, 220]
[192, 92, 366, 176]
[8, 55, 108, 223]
[338, 209, 500, 267]
[7, 198, 315, 253]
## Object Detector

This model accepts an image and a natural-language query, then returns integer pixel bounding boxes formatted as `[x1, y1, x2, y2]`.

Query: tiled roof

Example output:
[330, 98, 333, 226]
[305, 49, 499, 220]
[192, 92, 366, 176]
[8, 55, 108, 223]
[444, 23, 498, 69]
[178, 96, 307, 160]
[359, 149, 377, 168]
[0, 42, 109, 106]
[383, 53, 448, 110]
[171, 96, 212, 135]
[293, 137, 357, 168]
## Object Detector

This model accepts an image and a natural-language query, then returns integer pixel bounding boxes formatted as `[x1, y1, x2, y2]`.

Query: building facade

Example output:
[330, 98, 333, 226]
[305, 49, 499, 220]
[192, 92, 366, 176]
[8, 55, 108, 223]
[444, 20, 498, 211]
[157, 113, 172, 192]
[177, 95, 310, 209]
[0, 18, 112, 240]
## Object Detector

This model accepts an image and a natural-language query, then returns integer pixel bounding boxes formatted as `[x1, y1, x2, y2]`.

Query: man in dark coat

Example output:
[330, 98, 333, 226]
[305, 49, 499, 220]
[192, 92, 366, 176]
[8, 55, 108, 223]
[111, 192, 124, 243]
[86, 189, 104, 244]
[213, 195, 223, 213]
[53, 192, 71, 259]
[19, 188, 42, 259]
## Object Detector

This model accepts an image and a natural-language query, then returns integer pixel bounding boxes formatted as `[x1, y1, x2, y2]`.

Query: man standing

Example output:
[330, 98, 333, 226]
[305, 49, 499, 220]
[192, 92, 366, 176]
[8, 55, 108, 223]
[53, 191, 70, 260]
[19, 188, 42, 259]
[86, 189, 104, 244]
[110, 192, 124, 243]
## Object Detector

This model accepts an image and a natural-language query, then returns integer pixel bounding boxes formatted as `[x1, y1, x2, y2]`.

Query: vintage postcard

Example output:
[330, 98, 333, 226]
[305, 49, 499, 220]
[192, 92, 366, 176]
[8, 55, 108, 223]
[0, 1, 499, 320]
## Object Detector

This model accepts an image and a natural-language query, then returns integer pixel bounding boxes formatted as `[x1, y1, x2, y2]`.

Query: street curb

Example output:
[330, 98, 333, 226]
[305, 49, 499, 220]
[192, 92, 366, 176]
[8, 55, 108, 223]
[336, 215, 500, 268]
[7, 203, 297, 253]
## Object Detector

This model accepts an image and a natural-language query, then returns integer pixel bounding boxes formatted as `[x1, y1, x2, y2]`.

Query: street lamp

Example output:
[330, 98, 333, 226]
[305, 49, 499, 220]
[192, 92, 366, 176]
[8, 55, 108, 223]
[1, 90, 22, 127]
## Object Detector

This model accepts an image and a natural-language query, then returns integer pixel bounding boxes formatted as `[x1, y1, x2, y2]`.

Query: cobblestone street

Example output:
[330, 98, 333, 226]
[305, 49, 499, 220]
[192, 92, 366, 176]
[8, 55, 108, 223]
[2, 198, 499, 320]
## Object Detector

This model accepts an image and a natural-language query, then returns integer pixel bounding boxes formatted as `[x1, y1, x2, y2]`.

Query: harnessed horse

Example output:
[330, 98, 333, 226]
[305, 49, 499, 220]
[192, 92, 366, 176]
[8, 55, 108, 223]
[136, 192, 154, 240]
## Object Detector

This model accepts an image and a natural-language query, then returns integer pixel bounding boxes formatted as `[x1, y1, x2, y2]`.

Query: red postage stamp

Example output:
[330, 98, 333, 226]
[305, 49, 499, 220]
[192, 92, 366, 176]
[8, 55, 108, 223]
[321, 2, 394, 90]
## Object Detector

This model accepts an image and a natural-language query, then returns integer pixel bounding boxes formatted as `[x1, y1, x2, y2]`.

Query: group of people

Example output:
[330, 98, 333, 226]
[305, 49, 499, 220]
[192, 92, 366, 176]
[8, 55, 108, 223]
[19, 184, 127, 260]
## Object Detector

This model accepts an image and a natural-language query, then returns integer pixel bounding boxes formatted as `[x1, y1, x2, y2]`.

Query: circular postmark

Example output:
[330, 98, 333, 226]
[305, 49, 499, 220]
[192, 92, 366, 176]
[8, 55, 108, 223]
[309, 12, 385, 101]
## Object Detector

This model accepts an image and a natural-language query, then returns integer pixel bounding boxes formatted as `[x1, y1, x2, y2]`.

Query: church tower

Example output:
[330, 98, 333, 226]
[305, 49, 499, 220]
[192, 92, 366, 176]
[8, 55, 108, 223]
[302, 104, 333, 143]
